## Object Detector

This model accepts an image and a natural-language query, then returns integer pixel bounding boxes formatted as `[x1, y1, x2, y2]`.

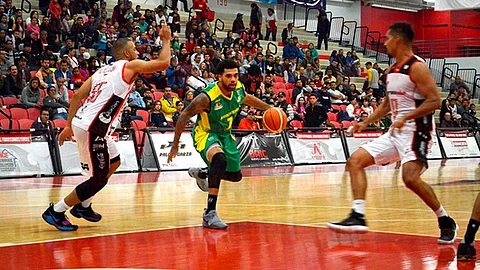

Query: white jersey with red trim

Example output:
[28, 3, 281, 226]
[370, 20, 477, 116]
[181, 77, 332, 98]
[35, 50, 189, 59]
[387, 55, 428, 129]
[73, 60, 132, 136]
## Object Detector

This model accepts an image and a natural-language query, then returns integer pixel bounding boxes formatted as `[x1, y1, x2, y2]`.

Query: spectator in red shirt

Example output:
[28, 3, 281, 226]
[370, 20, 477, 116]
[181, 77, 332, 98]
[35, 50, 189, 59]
[238, 110, 259, 130]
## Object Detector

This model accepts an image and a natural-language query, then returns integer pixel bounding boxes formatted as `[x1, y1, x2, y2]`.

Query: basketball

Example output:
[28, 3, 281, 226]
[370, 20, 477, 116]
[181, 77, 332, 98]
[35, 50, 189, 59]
[262, 107, 288, 133]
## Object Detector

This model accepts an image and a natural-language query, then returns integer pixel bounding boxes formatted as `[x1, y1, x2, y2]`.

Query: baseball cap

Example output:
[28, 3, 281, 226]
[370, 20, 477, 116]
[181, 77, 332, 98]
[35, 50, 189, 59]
[278, 91, 286, 97]
[237, 13, 243, 17]
[304, 86, 312, 93]
[454, 114, 462, 119]
[248, 110, 255, 115]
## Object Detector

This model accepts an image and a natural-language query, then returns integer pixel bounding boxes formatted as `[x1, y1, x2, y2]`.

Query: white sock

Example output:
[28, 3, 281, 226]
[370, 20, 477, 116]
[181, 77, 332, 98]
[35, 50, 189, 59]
[352, 200, 366, 216]
[435, 205, 448, 218]
[81, 197, 94, 208]
[53, 199, 70, 213]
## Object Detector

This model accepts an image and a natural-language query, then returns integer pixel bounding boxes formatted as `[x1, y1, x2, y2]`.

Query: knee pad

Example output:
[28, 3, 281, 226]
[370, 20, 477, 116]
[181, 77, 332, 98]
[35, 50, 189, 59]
[208, 152, 227, 189]
[223, 171, 242, 182]
[75, 172, 109, 201]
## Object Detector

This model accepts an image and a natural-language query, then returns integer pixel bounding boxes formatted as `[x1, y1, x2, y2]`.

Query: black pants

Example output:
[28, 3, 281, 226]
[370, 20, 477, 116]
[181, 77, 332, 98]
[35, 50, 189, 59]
[172, 0, 188, 12]
[317, 34, 328, 50]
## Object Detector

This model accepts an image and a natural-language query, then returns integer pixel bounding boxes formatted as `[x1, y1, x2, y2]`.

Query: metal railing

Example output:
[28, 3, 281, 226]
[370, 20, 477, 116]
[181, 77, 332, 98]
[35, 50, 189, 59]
[21, 0, 31, 13]
[428, 58, 446, 87]
[329, 17, 344, 43]
[213, 19, 224, 35]
[304, 8, 320, 33]
[413, 38, 480, 58]
[267, 42, 278, 55]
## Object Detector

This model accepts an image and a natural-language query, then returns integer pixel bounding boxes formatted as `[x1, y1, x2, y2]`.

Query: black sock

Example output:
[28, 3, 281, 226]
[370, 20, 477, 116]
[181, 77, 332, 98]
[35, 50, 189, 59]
[207, 194, 218, 213]
[464, 219, 480, 245]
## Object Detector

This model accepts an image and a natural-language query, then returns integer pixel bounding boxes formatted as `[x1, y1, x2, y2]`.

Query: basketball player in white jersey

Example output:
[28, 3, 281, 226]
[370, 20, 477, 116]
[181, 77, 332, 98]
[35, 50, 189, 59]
[42, 26, 172, 231]
[327, 22, 458, 244]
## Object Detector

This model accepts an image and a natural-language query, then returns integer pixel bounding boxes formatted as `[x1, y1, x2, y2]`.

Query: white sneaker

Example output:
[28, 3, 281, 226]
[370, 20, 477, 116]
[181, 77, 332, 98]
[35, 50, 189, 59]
[203, 209, 228, 230]
[188, 167, 208, 192]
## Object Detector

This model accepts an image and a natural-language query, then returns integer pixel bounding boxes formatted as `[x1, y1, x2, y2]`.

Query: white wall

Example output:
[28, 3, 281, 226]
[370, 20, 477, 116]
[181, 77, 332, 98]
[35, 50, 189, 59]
[446, 57, 480, 73]
[326, 0, 361, 23]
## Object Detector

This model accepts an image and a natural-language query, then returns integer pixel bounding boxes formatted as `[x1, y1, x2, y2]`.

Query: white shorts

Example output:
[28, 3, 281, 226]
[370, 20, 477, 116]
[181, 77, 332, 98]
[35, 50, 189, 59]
[73, 125, 119, 177]
[361, 126, 432, 167]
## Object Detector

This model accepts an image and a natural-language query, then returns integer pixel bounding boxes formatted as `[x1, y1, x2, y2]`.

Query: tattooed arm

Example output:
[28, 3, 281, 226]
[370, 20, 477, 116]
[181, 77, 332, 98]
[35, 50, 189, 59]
[168, 93, 211, 162]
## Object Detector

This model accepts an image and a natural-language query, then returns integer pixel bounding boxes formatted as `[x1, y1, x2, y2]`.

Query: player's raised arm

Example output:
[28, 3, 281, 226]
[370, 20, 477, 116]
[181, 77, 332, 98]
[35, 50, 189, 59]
[168, 93, 211, 163]
[123, 26, 172, 82]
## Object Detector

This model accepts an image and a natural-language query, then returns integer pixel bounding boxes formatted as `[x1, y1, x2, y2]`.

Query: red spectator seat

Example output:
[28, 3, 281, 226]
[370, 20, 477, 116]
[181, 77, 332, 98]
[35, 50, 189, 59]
[318, 55, 330, 60]
[153, 92, 164, 101]
[40, 89, 46, 99]
[171, 92, 179, 98]
[9, 107, 28, 121]
[135, 109, 149, 123]
[131, 120, 147, 131]
[273, 76, 284, 83]
[290, 120, 304, 128]
[27, 108, 40, 120]
[330, 121, 342, 128]
[2, 97, 19, 108]
[327, 112, 338, 122]
[341, 121, 353, 128]
[0, 108, 11, 120]
[18, 119, 34, 129]
[30, 71, 37, 79]
[68, 90, 75, 98]
[285, 83, 295, 90]
[273, 82, 284, 89]
[351, 120, 358, 125]
[52, 119, 67, 129]
[273, 88, 285, 94]
[331, 104, 341, 111]
[0, 119, 19, 129]
[149, 84, 156, 92]
[340, 105, 347, 111]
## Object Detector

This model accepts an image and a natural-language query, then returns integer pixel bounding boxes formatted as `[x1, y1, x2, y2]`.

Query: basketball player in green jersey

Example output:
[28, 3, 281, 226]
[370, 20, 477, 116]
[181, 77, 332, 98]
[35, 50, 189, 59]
[168, 59, 271, 229]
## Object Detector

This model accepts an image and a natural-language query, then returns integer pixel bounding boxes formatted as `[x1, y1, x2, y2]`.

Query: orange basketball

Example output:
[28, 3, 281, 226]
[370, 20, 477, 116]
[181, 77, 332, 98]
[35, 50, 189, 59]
[262, 107, 288, 133]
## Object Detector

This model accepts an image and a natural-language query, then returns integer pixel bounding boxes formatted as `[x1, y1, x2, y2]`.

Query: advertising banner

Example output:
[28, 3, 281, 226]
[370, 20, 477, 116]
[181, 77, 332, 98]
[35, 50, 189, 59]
[59, 133, 139, 174]
[439, 131, 480, 158]
[235, 132, 292, 167]
[0, 133, 55, 177]
[287, 131, 346, 164]
[345, 131, 382, 156]
[146, 131, 206, 171]
[427, 133, 443, 159]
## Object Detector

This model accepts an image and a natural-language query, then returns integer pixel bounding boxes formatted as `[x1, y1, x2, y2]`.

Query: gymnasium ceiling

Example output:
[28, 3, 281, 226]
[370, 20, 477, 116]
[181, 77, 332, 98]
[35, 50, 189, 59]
[361, 0, 435, 12]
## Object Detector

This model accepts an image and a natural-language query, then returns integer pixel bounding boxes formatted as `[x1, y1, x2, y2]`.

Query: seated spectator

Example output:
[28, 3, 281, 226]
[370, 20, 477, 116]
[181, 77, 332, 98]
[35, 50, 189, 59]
[295, 96, 307, 121]
[238, 110, 259, 130]
[43, 86, 69, 120]
[160, 87, 179, 124]
[232, 13, 245, 34]
[54, 78, 69, 104]
[71, 67, 85, 89]
[275, 91, 294, 122]
[31, 109, 54, 137]
[346, 98, 358, 121]
[128, 87, 146, 112]
[20, 77, 42, 108]
[440, 112, 455, 128]
[450, 76, 469, 95]
[281, 23, 293, 44]
[36, 59, 56, 89]
[143, 89, 154, 111]
[382, 112, 393, 129]
[453, 114, 464, 128]
[457, 98, 469, 116]
[361, 98, 373, 115]
[187, 67, 206, 93]
[358, 111, 369, 123]
[149, 101, 171, 128]
[54, 60, 73, 84]
[4, 65, 23, 97]
[304, 95, 327, 128]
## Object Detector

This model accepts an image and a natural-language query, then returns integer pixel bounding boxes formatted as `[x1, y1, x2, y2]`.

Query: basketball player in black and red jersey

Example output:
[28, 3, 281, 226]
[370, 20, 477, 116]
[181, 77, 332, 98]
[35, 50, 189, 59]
[42, 27, 172, 231]
[327, 22, 458, 244]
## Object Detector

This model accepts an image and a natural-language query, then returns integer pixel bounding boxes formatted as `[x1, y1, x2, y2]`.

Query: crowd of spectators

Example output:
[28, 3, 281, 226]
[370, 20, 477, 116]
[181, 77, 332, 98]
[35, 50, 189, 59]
[0, 0, 472, 134]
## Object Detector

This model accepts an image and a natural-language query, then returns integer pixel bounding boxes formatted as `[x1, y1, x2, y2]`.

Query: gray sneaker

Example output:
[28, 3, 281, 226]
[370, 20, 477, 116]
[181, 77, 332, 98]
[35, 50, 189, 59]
[203, 209, 228, 229]
[188, 167, 208, 192]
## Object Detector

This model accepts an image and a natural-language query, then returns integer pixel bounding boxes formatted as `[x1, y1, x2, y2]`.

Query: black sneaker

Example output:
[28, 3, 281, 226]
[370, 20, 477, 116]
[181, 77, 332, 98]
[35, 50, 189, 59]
[42, 203, 78, 231]
[457, 243, 477, 261]
[438, 216, 459, 244]
[326, 210, 368, 233]
[70, 203, 102, 222]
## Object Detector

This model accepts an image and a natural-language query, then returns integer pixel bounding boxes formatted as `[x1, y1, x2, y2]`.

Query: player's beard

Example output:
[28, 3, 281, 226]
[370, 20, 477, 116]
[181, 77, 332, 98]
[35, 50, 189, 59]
[221, 80, 236, 92]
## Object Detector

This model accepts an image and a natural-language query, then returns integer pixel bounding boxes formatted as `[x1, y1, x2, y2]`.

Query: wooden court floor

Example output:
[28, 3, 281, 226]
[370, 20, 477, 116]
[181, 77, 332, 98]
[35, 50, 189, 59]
[1, 159, 480, 269]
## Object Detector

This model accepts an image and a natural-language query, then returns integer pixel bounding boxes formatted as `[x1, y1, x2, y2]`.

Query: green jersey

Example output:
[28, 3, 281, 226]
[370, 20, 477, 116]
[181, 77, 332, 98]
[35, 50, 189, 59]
[192, 81, 246, 152]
